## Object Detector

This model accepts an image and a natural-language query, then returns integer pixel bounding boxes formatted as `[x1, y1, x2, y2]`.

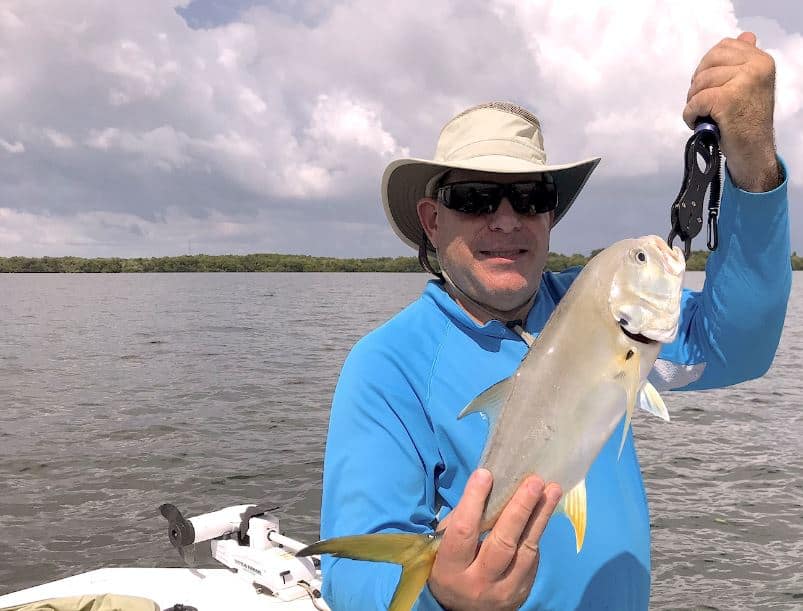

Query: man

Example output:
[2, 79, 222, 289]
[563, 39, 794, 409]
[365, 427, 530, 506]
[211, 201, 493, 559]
[319, 33, 790, 610]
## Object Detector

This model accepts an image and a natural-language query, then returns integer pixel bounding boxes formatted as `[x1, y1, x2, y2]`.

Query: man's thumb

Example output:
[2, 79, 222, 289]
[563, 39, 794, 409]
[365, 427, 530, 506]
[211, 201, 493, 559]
[738, 31, 757, 46]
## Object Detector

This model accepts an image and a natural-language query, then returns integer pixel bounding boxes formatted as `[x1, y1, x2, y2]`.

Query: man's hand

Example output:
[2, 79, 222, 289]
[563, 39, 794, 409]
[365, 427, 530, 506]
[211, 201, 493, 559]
[428, 469, 562, 610]
[684, 32, 781, 192]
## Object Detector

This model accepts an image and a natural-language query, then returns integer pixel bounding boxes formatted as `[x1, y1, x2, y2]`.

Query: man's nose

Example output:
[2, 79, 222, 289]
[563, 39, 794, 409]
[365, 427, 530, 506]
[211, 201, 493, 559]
[487, 198, 522, 232]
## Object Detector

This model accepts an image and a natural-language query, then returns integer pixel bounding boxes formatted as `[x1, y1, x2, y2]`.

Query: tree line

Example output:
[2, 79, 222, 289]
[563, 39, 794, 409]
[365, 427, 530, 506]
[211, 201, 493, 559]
[1, 251, 801, 273]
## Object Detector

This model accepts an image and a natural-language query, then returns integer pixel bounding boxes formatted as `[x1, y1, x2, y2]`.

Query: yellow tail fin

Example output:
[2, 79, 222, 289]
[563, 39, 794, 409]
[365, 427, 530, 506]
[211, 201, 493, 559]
[297, 532, 442, 611]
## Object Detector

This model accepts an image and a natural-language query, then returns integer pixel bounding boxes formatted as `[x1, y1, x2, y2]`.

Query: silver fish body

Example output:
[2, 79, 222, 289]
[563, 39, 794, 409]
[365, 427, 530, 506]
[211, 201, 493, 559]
[470, 235, 685, 532]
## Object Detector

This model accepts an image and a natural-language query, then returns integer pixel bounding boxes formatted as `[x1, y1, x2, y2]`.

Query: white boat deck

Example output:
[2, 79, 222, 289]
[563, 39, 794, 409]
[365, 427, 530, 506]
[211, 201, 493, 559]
[0, 568, 326, 610]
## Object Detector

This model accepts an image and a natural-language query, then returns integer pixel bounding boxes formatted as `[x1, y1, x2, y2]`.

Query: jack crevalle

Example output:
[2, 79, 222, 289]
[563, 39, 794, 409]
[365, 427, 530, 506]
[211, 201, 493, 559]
[298, 235, 686, 610]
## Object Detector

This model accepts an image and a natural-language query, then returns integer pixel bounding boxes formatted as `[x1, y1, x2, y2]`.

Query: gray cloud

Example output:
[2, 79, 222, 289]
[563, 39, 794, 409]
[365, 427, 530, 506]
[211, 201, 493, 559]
[0, 0, 799, 258]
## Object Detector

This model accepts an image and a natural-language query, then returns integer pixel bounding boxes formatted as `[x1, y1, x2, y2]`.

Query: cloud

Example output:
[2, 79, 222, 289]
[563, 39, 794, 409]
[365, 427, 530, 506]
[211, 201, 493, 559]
[309, 94, 405, 158]
[0, 0, 800, 257]
[0, 204, 400, 258]
[0, 138, 25, 154]
[43, 129, 75, 149]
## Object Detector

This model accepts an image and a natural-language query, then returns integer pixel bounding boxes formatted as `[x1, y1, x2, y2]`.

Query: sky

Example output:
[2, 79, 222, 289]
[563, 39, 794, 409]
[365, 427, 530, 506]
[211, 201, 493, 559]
[0, 0, 800, 258]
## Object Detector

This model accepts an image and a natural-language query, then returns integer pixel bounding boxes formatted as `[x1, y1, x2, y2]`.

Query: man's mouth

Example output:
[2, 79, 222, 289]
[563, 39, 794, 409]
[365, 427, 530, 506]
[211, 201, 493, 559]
[479, 248, 528, 259]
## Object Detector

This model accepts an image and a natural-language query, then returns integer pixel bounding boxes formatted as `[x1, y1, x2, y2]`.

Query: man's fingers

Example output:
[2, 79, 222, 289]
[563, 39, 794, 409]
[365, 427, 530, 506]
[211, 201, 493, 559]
[475, 476, 544, 578]
[436, 468, 492, 570]
[692, 36, 753, 79]
[683, 88, 719, 129]
[518, 483, 562, 556]
[500, 483, 562, 586]
[687, 65, 737, 103]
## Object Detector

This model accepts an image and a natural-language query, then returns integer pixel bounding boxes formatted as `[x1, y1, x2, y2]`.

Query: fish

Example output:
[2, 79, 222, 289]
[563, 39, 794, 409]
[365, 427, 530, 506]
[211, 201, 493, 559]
[297, 234, 686, 610]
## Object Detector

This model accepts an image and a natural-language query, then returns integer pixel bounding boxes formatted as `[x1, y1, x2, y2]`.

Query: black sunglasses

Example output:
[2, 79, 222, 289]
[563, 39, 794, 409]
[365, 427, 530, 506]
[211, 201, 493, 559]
[435, 178, 558, 216]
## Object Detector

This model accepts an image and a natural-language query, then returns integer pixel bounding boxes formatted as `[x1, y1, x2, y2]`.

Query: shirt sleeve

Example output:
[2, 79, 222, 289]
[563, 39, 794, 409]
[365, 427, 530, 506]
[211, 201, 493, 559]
[656, 158, 792, 390]
[319, 333, 446, 610]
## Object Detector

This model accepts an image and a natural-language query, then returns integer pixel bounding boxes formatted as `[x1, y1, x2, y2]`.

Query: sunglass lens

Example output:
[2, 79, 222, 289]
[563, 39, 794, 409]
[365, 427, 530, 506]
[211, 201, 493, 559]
[447, 183, 501, 214]
[510, 182, 558, 214]
[440, 181, 556, 215]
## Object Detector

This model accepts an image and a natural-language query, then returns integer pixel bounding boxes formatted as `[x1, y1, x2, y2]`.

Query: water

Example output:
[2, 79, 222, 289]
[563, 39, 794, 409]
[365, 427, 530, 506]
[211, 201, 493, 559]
[0, 272, 800, 609]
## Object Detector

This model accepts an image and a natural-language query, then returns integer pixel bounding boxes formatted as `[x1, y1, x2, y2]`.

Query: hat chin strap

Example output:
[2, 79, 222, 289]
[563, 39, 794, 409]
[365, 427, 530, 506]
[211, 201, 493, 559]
[439, 266, 537, 331]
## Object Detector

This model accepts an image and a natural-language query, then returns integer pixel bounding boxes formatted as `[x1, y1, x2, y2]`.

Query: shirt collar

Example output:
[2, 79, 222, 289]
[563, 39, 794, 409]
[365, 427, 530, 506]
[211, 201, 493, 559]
[422, 279, 552, 339]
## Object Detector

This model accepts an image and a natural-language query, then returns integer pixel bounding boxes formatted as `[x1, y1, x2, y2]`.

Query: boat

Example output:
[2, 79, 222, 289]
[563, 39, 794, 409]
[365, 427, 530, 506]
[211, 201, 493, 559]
[0, 503, 330, 611]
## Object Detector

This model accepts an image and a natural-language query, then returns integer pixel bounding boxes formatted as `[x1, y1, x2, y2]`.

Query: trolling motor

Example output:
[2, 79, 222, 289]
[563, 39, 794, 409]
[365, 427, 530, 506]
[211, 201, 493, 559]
[667, 116, 722, 259]
[159, 503, 327, 606]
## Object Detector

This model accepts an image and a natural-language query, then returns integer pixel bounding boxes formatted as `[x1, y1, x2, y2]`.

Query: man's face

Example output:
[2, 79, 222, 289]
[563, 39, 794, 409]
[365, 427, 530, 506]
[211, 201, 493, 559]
[417, 169, 554, 313]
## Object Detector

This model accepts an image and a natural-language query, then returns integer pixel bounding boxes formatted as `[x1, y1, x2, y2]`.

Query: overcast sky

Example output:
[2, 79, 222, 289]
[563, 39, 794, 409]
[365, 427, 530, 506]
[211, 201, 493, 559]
[1, 0, 800, 258]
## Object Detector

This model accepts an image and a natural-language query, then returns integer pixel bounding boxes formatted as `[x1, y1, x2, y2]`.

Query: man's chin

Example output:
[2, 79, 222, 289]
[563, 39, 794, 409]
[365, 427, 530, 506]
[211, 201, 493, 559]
[442, 258, 542, 314]
[478, 283, 538, 313]
[480, 271, 535, 295]
[477, 257, 540, 284]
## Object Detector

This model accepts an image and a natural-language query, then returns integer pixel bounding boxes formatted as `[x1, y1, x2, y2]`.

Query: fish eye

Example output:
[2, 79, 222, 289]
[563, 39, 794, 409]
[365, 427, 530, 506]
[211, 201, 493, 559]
[635, 250, 647, 264]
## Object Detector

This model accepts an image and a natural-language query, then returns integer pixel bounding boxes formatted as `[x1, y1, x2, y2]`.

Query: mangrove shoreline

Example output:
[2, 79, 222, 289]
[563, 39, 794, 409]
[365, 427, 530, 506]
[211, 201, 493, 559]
[2, 251, 803, 273]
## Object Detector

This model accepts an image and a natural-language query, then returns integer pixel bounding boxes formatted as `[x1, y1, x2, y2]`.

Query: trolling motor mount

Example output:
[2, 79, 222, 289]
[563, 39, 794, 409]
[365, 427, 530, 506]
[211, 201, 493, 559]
[158, 502, 322, 604]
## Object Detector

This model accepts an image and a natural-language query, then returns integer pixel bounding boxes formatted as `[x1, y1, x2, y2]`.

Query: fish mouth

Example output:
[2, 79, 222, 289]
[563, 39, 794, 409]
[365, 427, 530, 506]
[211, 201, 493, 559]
[619, 323, 658, 345]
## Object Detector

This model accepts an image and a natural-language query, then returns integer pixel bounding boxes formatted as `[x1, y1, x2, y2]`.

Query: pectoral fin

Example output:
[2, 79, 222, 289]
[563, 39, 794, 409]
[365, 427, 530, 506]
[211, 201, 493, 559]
[457, 375, 514, 426]
[617, 349, 641, 459]
[557, 479, 587, 553]
[637, 381, 670, 421]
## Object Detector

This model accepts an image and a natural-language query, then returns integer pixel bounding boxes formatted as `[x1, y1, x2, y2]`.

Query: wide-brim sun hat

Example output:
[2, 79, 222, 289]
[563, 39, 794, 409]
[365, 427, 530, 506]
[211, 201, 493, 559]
[381, 101, 601, 252]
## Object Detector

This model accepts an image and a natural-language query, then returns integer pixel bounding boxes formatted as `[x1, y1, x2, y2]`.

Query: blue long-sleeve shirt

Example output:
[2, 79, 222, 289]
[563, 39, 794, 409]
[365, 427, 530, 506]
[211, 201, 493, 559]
[319, 165, 791, 610]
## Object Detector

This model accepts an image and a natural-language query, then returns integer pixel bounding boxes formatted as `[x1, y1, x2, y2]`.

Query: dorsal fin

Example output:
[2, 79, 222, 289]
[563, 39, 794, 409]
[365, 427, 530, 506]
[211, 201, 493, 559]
[457, 375, 515, 426]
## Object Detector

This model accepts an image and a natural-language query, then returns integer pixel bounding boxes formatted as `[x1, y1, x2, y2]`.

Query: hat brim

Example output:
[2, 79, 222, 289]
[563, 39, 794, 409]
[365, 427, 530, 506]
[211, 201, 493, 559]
[381, 155, 601, 251]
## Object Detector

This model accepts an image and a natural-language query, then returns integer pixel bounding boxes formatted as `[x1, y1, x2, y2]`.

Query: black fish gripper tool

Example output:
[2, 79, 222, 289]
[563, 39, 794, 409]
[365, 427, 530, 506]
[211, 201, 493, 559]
[667, 116, 722, 260]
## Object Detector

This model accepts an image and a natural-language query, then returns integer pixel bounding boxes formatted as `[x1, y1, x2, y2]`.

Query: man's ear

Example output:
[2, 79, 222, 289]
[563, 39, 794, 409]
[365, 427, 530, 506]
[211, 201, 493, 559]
[417, 197, 439, 247]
